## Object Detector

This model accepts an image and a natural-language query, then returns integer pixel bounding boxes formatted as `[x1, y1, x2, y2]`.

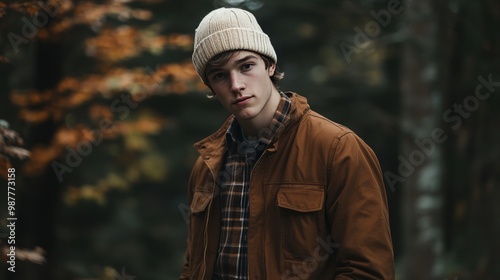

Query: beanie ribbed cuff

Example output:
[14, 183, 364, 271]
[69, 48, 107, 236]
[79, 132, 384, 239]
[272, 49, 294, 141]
[193, 27, 277, 77]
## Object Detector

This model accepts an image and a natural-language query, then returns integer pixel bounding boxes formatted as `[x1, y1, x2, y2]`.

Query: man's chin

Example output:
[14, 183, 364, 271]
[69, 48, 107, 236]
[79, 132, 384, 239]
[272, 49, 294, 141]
[233, 110, 256, 120]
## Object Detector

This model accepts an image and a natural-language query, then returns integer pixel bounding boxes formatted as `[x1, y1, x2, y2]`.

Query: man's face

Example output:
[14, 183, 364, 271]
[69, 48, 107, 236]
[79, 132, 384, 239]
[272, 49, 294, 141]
[205, 51, 277, 121]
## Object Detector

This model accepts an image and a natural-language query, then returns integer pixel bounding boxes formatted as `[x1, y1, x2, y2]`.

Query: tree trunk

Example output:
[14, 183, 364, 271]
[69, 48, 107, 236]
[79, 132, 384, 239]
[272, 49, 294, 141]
[14, 38, 62, 280]
[400, 0, 445, 279]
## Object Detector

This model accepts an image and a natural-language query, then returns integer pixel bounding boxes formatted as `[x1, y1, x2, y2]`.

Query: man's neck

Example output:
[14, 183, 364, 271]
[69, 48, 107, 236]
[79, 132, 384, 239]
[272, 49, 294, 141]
[238, 88, 281, 139]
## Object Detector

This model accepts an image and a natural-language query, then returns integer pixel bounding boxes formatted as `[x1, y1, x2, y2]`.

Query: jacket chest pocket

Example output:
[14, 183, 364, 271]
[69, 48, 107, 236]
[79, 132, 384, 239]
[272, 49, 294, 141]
[189, 191, 213, 251]
[190, 191, 213, 214]
[277, 185, 325, 260]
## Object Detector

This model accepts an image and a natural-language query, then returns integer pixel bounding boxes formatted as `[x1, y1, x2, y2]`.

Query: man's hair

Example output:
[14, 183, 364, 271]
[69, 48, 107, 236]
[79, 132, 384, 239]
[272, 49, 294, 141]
[203, 50, 284, 96]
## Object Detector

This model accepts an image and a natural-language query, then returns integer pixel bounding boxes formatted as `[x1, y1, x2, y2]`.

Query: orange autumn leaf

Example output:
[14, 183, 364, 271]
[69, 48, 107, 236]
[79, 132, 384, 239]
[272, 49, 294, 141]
[131, 9, 153, 20]
[10, 90, 54, 106]
[89, 104, 114, 121]
[19, 109, 50, 123]
[85, 26, 142, 62]
[54, 127, 82, 147]
[26, 3, 41, 15]
[57, 77, 80, 92]
[11, 91, 34, 106]
[22, 145, 60, 175]
[67, 91, 93, 107]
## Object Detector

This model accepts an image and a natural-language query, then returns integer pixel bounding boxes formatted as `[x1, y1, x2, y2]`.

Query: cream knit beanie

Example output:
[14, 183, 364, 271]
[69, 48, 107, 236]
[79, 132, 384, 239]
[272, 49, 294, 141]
[192, 7, 277, 79]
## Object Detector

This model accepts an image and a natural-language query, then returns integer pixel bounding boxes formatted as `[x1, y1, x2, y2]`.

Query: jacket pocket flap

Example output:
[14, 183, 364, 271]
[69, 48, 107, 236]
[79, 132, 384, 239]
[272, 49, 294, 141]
[190, 191, 212, 214]
[277, 186, 324, 212]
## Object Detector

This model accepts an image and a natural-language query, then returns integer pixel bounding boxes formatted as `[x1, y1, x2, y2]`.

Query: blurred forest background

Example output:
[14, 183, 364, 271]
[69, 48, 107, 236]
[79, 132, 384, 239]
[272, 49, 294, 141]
[0, 0, 499, 279]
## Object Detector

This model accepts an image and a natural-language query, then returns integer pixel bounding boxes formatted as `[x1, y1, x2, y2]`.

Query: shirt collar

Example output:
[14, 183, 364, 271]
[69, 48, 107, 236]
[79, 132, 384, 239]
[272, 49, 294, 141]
[226, 91, 291, 147]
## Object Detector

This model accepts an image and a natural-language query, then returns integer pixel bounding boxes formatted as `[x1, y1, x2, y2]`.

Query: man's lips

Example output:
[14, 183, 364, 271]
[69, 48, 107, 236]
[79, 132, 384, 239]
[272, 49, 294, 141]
[233, 96, 252, 105]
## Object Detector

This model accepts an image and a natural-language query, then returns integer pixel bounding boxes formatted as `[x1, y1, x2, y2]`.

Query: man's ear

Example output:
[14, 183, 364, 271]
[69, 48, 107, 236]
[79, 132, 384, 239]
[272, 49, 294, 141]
[268, 63, 276, 76]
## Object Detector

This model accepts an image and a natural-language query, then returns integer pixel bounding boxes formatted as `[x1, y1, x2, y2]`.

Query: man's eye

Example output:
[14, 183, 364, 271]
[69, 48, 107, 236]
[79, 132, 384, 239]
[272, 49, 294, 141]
[212, 73, 225, 81]
[242, 63, 253, 70]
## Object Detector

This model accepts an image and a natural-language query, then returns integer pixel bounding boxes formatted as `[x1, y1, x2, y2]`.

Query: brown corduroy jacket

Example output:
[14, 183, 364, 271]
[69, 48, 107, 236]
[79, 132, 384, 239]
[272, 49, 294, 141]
[180, 92, 395, 279]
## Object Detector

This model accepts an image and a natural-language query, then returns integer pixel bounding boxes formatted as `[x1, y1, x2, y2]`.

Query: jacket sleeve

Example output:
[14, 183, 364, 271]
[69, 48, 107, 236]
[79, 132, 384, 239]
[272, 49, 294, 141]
[180, 157, 202, 280]
[180, 243, 190, 280]
[326, 132, 395, 279]
[179, 179, 192, 280]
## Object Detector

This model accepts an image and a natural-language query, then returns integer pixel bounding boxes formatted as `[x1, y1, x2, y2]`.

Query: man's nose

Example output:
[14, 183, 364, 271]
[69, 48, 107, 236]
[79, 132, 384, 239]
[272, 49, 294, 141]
[230, 72, 245, 93]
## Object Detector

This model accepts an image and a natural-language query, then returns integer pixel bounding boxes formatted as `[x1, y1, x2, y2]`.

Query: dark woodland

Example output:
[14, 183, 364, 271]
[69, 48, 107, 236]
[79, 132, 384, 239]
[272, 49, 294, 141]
[0, 0, 499, 279]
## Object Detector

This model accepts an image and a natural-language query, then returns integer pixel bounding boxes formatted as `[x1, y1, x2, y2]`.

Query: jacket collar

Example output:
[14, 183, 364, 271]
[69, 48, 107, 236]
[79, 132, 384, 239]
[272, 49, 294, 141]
[194, 91, 310, 158]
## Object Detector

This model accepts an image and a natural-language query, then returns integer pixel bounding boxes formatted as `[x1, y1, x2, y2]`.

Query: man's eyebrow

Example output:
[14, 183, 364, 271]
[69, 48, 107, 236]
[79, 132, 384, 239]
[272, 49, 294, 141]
[206, 67, 221, 76]
[234, 55, 258, 64]
[206, 55, 259, 76]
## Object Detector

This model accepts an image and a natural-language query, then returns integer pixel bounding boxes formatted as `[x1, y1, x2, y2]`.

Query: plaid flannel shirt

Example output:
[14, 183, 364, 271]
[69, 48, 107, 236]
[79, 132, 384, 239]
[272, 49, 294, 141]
[213, 92, 291, 280]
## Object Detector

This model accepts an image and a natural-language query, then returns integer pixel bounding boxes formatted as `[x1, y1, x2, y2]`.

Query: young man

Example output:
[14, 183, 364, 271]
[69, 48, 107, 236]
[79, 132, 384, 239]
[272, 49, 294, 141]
[181, 7, 395, 280]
